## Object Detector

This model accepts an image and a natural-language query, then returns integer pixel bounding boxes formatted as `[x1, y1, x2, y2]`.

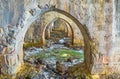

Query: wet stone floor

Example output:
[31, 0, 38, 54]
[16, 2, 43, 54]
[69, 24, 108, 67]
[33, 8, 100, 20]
[23, 43, 84, 79]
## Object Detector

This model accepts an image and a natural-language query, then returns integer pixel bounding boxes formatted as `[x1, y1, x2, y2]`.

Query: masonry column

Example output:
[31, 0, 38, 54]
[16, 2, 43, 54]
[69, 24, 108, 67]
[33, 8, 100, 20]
[0, 45, 23, 75]
[72, 23, 84, 47]
[45, 26, 51, 39]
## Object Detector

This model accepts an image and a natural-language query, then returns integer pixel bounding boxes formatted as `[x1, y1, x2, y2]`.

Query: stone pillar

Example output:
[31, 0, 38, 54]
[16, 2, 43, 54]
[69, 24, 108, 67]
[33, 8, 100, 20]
[73, 29, 84, 46]
[39, 31, 46, 46]
[70, 23, 84, 46]
[0, 33, 24, 75]
[45, 27, 51, 39]
[65, 23, 72, 37]
[0, 46, 22, 75]
[1, 53, 19, 74]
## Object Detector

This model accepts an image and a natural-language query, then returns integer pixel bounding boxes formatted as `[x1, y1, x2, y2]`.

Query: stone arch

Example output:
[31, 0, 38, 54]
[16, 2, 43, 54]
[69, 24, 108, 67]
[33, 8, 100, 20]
[43, 17, 80, 45]
[39, 14, 83, 46]
[4, 8, 95, 75]
[45, 18, 73, 39]
[31, 8, 93, 74]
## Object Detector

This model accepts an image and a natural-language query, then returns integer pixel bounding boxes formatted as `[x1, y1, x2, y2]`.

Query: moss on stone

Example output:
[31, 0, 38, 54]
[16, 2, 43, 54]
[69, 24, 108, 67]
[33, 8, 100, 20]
[23, 42, 43, 48]
[28, 49, 83, 62]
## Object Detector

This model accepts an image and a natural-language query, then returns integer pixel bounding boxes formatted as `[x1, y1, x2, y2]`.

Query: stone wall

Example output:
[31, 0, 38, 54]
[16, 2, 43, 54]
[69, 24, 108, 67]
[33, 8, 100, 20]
[109, 0, 120, 72]
[0, 0, 119, 74]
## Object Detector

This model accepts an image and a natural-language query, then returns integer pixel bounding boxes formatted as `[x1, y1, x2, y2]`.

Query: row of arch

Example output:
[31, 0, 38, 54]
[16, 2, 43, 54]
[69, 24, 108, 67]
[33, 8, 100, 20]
[38, 11, 84, 46]
[23, 8, 94, 73]
[45, 18, 73, 40]
[4, 8, 94, 75]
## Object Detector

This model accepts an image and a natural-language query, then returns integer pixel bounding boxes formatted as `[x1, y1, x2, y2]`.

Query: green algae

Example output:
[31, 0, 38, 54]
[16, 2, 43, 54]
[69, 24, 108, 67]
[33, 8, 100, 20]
[29, 49, 83, 62]
[23, 42, 43, 48]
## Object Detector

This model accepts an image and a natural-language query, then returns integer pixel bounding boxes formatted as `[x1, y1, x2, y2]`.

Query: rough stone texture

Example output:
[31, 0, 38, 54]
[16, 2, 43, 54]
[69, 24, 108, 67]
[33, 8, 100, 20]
[0, 0, 24, 27]
[0, 0, 119, 75]
[109, 0, 120, 72]
[2, 6, 92, 75]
